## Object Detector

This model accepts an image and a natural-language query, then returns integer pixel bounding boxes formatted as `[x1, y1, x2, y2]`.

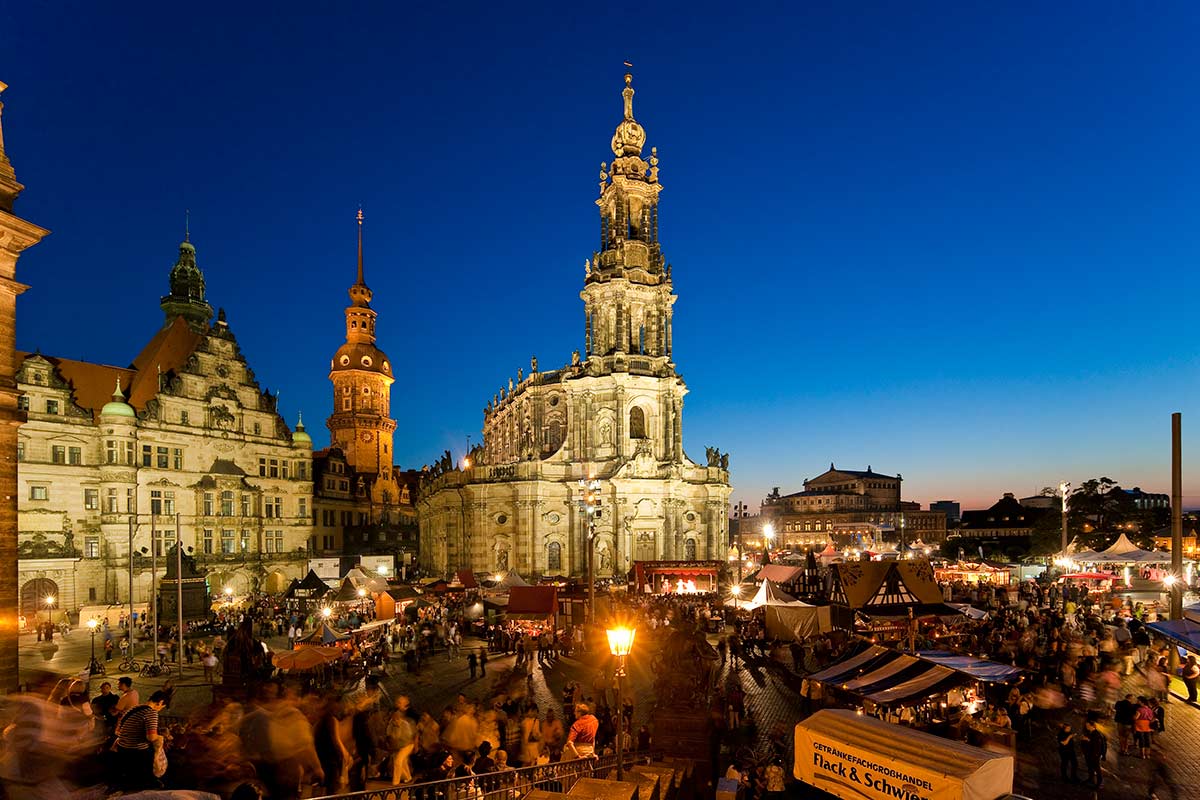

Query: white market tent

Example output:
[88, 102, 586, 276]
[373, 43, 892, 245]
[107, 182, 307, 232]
[1083, 534, 1173, 565]
[754, 564, 805, 584]
[748, 579, 803, 609]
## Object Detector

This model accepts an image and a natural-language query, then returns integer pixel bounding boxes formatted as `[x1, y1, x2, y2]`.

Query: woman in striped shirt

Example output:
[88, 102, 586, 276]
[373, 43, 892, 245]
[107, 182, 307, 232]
[114, 690, 168, 791]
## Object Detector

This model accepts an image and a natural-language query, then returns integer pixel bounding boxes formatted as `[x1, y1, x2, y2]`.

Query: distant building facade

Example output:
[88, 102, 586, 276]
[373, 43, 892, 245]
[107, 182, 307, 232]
[760, 464, 947, 546]
[957, 493, 1049, 539]
[929, 500, 961, 526]
[417, 74, 731, 579]
[310, 214, 418, 577]
[16, 238, 313, 617]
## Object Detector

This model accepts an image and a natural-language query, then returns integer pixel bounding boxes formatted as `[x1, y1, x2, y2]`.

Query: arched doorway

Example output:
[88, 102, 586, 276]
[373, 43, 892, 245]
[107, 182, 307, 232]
[21, 578, 58, 619]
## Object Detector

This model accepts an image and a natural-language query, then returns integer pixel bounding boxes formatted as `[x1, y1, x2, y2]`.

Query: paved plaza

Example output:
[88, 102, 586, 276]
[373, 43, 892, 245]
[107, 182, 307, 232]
[17, 623, 1200, 799]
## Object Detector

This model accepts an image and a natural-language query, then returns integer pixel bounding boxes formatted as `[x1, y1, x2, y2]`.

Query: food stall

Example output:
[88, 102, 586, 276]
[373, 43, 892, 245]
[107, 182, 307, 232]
[795, 709, 1014, 800]
[934, 562, 1012, 587]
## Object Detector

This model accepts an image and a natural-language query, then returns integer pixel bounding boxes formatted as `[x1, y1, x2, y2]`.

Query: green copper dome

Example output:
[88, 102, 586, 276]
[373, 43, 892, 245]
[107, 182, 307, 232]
[292, 414, 312, 446]
[101, 377, 136, 419]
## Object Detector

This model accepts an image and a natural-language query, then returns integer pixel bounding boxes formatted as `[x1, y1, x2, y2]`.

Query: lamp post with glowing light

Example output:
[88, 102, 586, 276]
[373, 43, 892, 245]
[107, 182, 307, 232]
[357, 587, 370, 620]
[579, 478, 602, 623]
[730, 584, 742, 613]
[86, 618, 104, 675]
[762, 524, 775, 564]
[606, 626, 636, 779]
[43, 595, 55, 631]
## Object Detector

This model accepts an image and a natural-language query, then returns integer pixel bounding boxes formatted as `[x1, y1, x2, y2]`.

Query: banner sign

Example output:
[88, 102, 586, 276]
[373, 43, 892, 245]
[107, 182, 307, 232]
[795, 710, 1012, 800]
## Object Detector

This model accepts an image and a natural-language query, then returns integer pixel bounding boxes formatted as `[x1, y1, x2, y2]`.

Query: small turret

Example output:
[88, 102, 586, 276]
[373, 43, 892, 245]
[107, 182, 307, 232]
[100, 376, 136, 419]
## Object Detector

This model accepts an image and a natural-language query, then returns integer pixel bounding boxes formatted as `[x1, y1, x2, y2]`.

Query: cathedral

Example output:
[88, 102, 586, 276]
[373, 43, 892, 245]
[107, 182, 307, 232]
[14, 236, 314, 618]
[417, 74, 732, 581]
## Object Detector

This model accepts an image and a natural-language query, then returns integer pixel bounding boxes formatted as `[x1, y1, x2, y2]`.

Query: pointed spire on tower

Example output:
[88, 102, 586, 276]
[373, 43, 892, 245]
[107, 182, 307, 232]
[356, 207, 364, 285]
[184, 209, 190, 243]
[112, 376, 125, 401]
[348, 208, 373, 308]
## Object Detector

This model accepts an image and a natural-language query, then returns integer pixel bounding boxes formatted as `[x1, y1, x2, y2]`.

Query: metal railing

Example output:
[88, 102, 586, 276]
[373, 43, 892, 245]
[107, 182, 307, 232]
[313, 750, 656, 800]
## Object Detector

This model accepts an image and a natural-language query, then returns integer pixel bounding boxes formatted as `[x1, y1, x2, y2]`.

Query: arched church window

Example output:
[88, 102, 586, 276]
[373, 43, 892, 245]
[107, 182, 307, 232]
[684, 538, 697, 561]
[547, 541, 562, 571]
[629, 406, 647, 439]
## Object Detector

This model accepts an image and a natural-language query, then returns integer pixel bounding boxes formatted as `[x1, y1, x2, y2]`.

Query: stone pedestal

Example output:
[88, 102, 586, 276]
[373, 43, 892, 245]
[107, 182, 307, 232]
[652, 706, 710, 799]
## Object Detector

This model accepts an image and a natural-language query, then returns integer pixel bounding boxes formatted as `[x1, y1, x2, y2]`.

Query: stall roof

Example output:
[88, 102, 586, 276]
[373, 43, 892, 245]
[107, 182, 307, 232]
[806, 644, 892, 684]
[299, 622, 350, 645]
[916, 651, 1025, 682]
[387, 585, 422, 601]
[755, 565, 805, 584]
[294, 569, 333, 597]
[456, 570, 478, 589]
[506, 586, 558, 619]
[866, 664, 960, 705]
[1147, 619, 1200, 652]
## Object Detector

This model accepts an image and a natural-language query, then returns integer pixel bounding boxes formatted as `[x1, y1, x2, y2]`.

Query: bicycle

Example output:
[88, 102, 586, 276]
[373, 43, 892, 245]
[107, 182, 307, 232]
[117, 654, 139, 672]
[139, 660, 174, 678]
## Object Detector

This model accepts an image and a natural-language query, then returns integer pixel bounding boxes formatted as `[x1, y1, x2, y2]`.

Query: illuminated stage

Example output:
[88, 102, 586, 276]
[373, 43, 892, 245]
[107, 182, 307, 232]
[633, 560, 724, 594]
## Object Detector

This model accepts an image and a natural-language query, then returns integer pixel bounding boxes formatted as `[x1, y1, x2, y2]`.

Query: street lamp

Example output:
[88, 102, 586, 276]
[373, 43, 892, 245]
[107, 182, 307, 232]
[762, 524, 775, 563]
[579, 477, 602, 623]
[730, 584, 742, 612]
[357, 587, 369, 618]
[86, 618, 103, 675]
[44, 595, 55, 629]
[321, 606, 332, 620]
[606, 626, 636, 779]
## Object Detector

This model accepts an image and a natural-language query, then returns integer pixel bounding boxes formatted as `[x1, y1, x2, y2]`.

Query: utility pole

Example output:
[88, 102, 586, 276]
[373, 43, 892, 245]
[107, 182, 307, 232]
[1059, 481, 1071, 555]
[1171, 413, 1183, 620]
[176, 513, 184, 673]
[127, 515, 135, 653]
[579, 477, 601, 623]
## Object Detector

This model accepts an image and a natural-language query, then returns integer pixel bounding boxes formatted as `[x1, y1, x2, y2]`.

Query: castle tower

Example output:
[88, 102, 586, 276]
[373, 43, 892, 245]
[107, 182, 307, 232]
[582, 72, 676, 367]
[0, 81, 49, 691]
[159, 227, 214, 331]
[326, 210, 396, 477]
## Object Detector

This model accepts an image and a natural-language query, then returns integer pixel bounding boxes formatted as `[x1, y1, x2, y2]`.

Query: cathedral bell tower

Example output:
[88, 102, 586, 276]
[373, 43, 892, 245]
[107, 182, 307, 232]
[326, 211, 397, 477]
[582, 72, 676, 371]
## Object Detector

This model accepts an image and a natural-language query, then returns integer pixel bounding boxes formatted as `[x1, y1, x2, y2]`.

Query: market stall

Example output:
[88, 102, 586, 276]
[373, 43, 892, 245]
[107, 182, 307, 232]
[794, 709, 1014, 800]
[504, 585, 559, 633]
[934, 561, 1011, 586]
[633, 560, 722, 593]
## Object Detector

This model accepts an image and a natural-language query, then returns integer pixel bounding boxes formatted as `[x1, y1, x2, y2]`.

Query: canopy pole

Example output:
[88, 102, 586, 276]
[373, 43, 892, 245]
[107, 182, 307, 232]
[1171, 412, 1183, 620]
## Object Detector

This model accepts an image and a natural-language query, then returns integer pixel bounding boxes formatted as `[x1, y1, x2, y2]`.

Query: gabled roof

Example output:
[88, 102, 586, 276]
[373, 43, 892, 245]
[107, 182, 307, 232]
[830, 559, 944, 608]
[19, 352, 135, 417]
[128, 316, 205, 408]
[18, 316, 206, 420]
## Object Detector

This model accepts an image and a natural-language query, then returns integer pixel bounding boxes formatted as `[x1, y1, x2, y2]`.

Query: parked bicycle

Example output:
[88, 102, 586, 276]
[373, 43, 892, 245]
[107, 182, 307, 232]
[139, 660, 174, 678]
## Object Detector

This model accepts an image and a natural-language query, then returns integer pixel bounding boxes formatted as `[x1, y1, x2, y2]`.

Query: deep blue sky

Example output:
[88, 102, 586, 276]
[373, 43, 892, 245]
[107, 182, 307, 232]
[3, 2, 1198, 510]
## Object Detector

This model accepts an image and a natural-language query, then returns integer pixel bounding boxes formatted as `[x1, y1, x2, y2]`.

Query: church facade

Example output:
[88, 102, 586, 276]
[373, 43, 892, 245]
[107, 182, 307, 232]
[15, 237, 314, 619]
[417, 74, 732, 580]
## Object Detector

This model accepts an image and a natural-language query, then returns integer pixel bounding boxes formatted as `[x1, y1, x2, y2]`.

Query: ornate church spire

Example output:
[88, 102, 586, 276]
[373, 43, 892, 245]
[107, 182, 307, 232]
[582, 71, 673, 363]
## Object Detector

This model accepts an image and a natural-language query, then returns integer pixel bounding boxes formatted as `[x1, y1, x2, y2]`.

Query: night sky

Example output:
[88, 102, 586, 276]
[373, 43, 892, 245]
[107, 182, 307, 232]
[3, 3, 1198, 510]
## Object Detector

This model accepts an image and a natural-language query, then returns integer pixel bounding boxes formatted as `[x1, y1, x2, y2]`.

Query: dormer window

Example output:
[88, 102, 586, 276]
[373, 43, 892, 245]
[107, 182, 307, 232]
[361, 355, 373, 367]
